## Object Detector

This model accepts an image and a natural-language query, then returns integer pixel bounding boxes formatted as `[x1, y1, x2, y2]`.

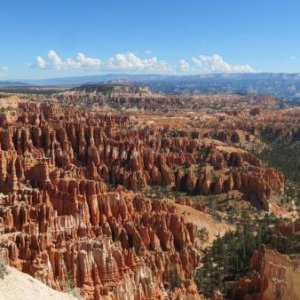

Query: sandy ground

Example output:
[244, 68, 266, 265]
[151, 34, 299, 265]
[165, 199, 234, 245]
[271, 202, 299, 221]
[0, 266, 78, 300]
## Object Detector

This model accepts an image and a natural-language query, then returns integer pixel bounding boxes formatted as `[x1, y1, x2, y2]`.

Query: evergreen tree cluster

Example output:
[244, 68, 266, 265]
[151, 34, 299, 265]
[195, 213, 284, 297]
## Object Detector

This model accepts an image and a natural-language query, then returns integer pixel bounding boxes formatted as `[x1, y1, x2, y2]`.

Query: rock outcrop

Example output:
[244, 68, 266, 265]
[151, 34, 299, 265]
[0, 96, 289, 299]
[230, 245, 300, 300]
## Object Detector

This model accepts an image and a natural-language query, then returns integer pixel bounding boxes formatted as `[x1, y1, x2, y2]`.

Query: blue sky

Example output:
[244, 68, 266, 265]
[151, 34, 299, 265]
[0, 0, 300, 79]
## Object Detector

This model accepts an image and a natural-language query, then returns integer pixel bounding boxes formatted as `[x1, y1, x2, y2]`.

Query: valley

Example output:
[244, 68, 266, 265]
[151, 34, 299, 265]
[0, 85, 299, 299]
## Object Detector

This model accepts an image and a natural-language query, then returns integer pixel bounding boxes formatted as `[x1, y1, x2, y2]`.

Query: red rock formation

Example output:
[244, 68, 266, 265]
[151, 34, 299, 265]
[276, 219, 300, 236]
[0, 108, 202, 298]
[230, 245, 300, 300]
[0, 97, 290, 299]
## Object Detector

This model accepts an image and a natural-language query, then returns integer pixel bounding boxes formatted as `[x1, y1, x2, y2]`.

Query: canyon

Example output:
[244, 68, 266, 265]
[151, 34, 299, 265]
[0, 86, 299, 299]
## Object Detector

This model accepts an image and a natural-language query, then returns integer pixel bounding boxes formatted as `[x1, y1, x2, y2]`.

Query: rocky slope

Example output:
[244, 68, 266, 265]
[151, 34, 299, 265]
[0, 89, 297, 299]
[0, 101, 206, 299]
[230, 245, 300, 300]
[0, 266, 78, 300]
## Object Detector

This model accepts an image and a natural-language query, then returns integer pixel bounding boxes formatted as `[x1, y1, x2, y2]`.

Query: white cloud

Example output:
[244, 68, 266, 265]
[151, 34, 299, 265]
[178, 60, 190, 72]
[76, 52, 102, 67]
[48, 50, 63, 68]
[31, 50, 255, 74]
[192, 54, 255, 73]
[33, 50, 172, 73]
[0, 66, 8, 76]
[36, 56, 47, 68]
[34, 50, 102, 70]
[107, 52, 173, 73]
[290, 56, 297, 60]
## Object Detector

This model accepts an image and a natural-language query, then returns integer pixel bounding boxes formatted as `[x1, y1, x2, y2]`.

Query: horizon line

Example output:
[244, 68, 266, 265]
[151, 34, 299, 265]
[1, 71, 300, 83]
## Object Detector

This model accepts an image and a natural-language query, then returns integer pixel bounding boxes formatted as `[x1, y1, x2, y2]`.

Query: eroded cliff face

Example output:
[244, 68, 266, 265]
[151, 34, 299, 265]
[49, 87, 278, 113]
[0, 103, 202, 299]
[230, 245, 300, 300]
[0, 100, 287, 299]
[0, 188, 200, 299]
[0, 102, 284, 209]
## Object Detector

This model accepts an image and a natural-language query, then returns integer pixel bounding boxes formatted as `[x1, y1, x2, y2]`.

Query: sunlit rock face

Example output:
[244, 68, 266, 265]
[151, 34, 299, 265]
[230, 245, 300, 300]
[0, 98, 286, 299]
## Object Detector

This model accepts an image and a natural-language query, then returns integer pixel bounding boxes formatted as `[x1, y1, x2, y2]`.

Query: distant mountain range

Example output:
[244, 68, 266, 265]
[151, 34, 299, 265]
[0, 81, 30, 87]
[1, 73, 300, 102]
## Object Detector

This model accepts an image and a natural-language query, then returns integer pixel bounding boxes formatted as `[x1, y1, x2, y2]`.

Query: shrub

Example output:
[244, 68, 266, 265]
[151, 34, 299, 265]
[169, 270, 182, 291]
[65, 276, 82, 299]
[0, 258, 8, 279]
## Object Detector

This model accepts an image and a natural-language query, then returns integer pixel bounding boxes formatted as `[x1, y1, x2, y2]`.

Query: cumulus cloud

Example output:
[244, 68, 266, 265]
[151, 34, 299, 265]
[36, 56, 47, 68]
[178, 60, 190, 72]
[31, 50, 255, 74]
[192, 54, 255, 73]
[34, 50, 102, 69]
[48, 50, 63, 67]
[76, 52, 102, 67]
[108, 52, 173, 73]
[33, 50, 173, 73]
